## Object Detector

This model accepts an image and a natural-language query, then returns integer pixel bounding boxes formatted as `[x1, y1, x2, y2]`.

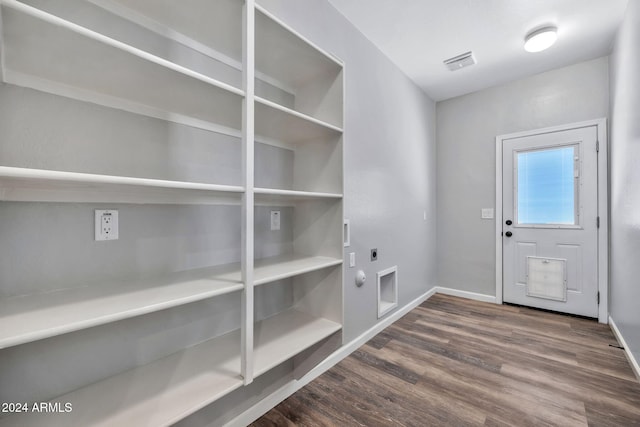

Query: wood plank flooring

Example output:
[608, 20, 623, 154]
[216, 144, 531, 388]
[251, 294, 640, 426]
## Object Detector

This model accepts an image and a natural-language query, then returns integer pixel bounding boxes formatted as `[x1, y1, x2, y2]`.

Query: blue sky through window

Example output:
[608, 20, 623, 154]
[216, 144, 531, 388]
[517, 146, 576, 225]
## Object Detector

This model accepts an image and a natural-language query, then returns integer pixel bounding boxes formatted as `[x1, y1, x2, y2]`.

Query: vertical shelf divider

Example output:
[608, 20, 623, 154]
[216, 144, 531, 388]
[241, 0, 256, 386]
[0, 4, 5, 83]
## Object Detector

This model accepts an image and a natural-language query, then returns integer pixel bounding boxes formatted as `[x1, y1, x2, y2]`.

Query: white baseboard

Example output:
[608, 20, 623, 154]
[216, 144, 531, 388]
[224, 286, 438, 427]
[608, 316, 640, 382]
[433, 286, 497, 304]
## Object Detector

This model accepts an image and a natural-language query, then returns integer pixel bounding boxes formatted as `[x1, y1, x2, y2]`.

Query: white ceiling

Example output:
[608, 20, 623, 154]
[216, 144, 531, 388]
[328, 0, 628, 101]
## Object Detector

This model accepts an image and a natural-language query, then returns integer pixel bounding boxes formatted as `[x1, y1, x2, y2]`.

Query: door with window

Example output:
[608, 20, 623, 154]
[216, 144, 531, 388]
[502, 126, 599, 317]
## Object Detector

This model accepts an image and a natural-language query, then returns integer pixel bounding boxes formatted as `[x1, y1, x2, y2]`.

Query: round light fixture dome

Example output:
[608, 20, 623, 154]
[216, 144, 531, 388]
[524, 26, 558, 52]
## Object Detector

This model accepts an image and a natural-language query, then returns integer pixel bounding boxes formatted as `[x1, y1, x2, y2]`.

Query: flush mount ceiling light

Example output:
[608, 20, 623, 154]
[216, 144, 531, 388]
[524, 26, 558, 52]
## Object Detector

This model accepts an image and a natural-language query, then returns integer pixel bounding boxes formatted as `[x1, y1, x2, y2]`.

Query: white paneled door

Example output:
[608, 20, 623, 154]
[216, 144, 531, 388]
[502, 126, 599, 317]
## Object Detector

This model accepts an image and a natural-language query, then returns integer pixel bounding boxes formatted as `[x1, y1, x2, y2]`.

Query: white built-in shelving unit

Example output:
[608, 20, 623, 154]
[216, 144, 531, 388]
[0, 0, 343, 425]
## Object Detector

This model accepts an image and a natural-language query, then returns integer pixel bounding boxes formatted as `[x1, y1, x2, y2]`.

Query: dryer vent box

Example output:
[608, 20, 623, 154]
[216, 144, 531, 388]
[444, 51, 476, 71]
[377, 266, 398, 318]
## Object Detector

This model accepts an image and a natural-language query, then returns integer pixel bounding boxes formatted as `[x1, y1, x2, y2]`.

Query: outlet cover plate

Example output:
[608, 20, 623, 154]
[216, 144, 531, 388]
[270, 210, 281, 231]
[95, 209, 119, 241]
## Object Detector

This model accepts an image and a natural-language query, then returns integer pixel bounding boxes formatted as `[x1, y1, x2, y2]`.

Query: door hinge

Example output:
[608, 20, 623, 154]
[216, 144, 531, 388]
[597, 216, 600, 228]
[597, 291, 600, 305]
[596, 140, 600, 152]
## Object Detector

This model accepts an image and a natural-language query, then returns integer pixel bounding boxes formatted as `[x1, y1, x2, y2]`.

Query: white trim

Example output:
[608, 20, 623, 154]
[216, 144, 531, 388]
[495, 119, 608, 323]
[596, 120, 609, 324]
[609, 316, 640, 382]
[224, 287, 437, 427]
[495, 134, 504, 305]
[498, 119, 608, 141]
[434, 286, 497, 304]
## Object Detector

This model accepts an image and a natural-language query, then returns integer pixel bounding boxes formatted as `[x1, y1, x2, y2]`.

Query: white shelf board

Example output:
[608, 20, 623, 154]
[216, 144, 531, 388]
[0, 0, 243, 136]
[255, 4, 342, 88]
[255, 187, 342, 205]
[0, 329, 243, 427]
[254, 308, 342, 377]
[0, 263, 243, 349]
[255, 96, 342, 144]
[0, 309, 342, 427]
[89, 0, 243, 68]
[89, 0, 294, 97]
[0, 167, 244, 204]
[254, 254, 343, 286]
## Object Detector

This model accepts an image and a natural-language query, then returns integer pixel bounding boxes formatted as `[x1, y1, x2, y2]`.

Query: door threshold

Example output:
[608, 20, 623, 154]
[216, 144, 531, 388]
[502, 302, 598, 321]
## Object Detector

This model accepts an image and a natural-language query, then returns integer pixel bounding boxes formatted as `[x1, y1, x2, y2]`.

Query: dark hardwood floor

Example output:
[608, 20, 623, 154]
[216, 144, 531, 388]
[251, 294, 640, 426]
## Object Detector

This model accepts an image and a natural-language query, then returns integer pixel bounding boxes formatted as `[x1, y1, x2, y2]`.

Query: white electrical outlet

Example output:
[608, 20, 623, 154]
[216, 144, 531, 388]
[270, 210, 281, 231]
[95, 209, 119, 241]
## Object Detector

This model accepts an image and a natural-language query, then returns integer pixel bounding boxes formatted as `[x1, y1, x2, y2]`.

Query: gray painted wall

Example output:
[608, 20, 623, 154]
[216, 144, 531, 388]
[609, 2, 640, 364]
[436, 57, 610, 296]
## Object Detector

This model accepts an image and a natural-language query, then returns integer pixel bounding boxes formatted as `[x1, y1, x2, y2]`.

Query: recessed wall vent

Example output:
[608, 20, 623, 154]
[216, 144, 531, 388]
[444, 51, 476, 71]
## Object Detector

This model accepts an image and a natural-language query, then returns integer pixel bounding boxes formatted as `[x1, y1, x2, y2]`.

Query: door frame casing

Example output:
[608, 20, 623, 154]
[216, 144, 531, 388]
[495, 118, 608, 323]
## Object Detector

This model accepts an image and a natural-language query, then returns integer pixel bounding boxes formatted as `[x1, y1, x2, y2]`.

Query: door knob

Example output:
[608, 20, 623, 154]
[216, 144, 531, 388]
[505, 231, 513, 237]
[506, 220, 513, 225]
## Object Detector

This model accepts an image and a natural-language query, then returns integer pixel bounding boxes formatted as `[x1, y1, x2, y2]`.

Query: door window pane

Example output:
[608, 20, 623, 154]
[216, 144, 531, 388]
[517, 146, 577, 225]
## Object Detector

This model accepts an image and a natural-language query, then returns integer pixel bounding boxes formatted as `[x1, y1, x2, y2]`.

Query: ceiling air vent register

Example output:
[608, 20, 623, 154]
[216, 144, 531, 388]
[443, 51, 476, 71]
